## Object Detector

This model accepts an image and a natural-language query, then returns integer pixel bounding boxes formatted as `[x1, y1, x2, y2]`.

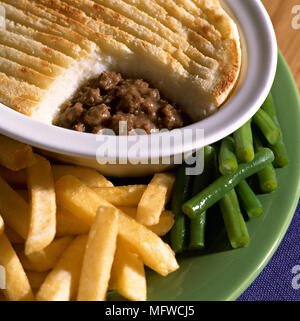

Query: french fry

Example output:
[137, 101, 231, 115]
[137, 173, 175, 226]
[77, 207, 118, 301]
[16, 237, 73, 272]
[0, 215, 3, 235]
[147, 210, 175, 237]
[0, 233, 34, 301]
[56, 207, 90, 237]
[55, 176, 179, 276]
[117, 207, 137, 218]
[57, 206, 173, 237]
[0, 135, 36, 171]
[117, 211, 179, 276]
[55, 175, 102, 226]
[0, 176, 29, 239]
[118, 207, 175, 236]
[26, 271, 48, 293]
[36, 235, 87, 301]
[0, 166, 26, 187]
[52, 165, 113, 187]
[92, 185, 146, 207]
[111, 239, 146, 301]
[137, 184, 166, 225]
[25, 155, 56, 255]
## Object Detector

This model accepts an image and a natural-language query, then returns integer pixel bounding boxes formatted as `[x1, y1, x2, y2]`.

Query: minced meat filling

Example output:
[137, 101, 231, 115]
[56, 71, 189, 135]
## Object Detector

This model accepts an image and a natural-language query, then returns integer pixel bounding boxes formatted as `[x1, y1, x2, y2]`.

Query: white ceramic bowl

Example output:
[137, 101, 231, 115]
[0, 0, 277, 177]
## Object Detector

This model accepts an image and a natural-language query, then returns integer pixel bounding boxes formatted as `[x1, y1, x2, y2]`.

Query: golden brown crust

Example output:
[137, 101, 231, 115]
[0, 88, 39, 116]
[0, 72, 46, 101]
[0, 56, 54, 89]
[0, 43, 63, 77]
[213, 38, 241, 106]
[2, 1, 95, 52]
[0, 28, 74, 67]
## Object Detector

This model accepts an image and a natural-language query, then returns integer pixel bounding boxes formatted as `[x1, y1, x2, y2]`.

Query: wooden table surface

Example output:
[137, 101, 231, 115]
[262, 0, 300, 91]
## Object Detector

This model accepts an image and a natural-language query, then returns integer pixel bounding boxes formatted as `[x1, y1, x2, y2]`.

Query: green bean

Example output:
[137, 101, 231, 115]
[233, 120, 255, 163]
[219, 189, 250, 249]
[189, 146, 216, 250]
[189, 212, 206, 250]
[170, 163, 192, 254]
[269, 143, 289, 168]
[192, 146, 216, 195]
[218, 137, 238, 175]
[252, 109, 280, 145]
[257, 162, 277, 193]
[236, 180, 263, 219]
[253, 132, 277, 193]
[261, 94, 278, 122]
[182, 148, 274, 219]
[262, 94, 289, 167]
[170, 215, 186, 254]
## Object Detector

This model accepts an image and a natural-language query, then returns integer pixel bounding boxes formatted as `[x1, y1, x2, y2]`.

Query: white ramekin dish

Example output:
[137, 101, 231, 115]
[0, 0, 277, 177]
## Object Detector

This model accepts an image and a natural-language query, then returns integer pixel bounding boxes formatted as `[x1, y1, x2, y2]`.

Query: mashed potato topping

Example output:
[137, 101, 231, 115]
[0, 0, 241, 124]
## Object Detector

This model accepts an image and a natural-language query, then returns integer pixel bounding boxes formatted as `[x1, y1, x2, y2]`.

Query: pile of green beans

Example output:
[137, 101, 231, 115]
[170, 93, 289, 252]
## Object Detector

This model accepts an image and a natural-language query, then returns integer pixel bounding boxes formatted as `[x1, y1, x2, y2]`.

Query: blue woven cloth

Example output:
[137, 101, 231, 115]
[238, 200, 300, 301]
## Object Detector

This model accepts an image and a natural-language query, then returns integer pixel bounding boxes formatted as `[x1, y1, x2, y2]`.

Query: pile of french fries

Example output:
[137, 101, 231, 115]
[0, 135, 178, 301]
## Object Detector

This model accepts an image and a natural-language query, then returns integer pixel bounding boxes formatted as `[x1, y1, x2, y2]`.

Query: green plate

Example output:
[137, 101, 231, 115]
[146, 53, 300, 301]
